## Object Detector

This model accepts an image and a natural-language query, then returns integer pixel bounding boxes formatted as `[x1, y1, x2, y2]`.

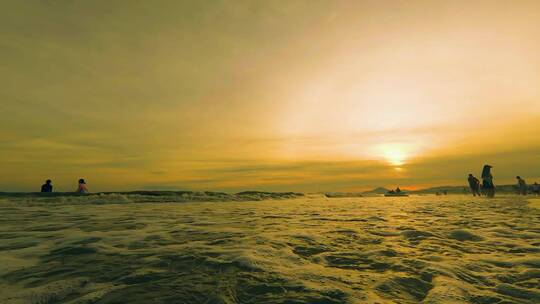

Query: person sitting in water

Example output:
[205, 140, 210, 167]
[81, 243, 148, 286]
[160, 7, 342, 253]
[41, 179, 53, 193]
[516, 176, 527, 195]
[76, 178, 89, 193]
[481, 165, 495, 198]
[468, 174, 481, 196]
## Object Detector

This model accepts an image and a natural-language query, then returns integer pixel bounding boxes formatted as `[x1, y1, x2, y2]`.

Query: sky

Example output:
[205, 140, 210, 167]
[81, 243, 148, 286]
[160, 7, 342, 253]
[1, 0, 540, 192]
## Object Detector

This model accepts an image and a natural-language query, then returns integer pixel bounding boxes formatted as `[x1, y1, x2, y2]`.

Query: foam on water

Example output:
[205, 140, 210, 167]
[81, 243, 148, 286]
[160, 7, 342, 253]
[0, 195, 539, 303]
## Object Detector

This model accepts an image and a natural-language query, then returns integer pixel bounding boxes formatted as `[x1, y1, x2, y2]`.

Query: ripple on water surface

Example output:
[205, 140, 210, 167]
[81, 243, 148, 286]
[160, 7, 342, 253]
[0, 195, 539, 303]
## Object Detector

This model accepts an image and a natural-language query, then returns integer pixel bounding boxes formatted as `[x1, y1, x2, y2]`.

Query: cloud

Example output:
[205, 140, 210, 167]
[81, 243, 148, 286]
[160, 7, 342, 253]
[1, 1, 540, 191]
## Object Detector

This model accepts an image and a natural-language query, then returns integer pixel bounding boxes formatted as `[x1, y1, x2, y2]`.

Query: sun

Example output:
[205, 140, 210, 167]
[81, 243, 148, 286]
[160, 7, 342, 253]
[383, 149, 407, 166]
[377, 143, 411, 166]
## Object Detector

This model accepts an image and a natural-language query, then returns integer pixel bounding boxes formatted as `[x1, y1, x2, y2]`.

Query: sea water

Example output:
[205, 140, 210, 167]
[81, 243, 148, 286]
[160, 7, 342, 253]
[1, 194, 539, 303]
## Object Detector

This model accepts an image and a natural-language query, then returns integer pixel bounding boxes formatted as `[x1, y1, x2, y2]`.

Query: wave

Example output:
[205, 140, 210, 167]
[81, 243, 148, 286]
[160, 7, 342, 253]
[0, 191, 304, 205]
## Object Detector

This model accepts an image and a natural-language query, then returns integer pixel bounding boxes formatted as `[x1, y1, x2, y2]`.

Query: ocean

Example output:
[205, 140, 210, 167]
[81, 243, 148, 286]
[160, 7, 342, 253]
[1, 194, 539, 303]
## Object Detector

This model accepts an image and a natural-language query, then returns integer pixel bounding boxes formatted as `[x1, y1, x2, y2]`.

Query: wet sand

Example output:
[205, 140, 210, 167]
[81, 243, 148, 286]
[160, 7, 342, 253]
[1, 195, 539, 303]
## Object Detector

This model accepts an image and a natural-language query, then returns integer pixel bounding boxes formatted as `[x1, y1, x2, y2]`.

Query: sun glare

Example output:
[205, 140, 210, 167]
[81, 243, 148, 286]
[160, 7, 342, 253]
[384, 150, 406, 166]
[377, 144, 411, 166]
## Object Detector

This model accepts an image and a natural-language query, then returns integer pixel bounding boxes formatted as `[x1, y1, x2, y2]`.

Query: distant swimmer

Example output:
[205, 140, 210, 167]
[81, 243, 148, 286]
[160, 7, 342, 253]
[468, 174, 481, 196]
[481, 165, 495, 198]
[41, 179, 53, 193]
[516, 176, 527, 195]
[77, 179, 89, 193]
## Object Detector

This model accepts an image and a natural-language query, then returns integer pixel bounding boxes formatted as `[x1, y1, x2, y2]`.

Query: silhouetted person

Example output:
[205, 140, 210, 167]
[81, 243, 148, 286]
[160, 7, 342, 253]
[77, 178, 89, 193]
[468, 174, 481, 196]
[395, 187, 401, 193]
[41, 179, 53, 193]
[481, 165, 495, 198]
[516, 176, 527, 195]
[532, 182, 540, 196]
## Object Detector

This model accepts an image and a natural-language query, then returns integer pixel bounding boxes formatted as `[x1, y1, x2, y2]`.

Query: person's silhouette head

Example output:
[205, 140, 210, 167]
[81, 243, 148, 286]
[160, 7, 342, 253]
[79, 179, 86, 184]
[481, 165, 492, 178]
[468, 174, 473, 177]
[45, 179, 52, 184]
[516, 176, 521, 179]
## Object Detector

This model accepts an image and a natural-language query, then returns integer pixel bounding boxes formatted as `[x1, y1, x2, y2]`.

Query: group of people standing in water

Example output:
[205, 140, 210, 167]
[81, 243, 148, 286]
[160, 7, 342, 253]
[467, 165, 495, 197]
[40, 179, 89, 193]
[467, 164, 540, 197]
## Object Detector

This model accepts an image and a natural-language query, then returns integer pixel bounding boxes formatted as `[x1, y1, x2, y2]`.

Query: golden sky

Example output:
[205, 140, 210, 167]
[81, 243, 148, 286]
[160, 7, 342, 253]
[1, 0, 539, 192]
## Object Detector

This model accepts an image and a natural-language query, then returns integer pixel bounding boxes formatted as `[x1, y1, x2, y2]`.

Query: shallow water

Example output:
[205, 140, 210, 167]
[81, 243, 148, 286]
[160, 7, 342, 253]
[1, 195, 539, 303]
